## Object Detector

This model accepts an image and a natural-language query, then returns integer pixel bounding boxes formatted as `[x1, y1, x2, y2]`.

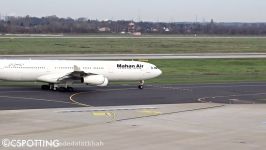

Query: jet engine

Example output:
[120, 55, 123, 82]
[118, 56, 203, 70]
[81, 75, 108, 87]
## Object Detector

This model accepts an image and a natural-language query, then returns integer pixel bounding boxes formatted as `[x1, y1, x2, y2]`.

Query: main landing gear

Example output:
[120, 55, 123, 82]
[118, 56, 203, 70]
[41, 84, 74, 92]
[138, 80, 144, 89]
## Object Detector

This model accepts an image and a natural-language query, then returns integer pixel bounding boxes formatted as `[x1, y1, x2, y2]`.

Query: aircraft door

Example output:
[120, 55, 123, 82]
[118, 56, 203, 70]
[0, 63, 4, 69]
[45, 65, 52, 73]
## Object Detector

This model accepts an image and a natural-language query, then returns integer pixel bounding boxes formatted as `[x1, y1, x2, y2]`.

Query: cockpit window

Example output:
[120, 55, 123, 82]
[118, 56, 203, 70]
[151, 66, 158, 69]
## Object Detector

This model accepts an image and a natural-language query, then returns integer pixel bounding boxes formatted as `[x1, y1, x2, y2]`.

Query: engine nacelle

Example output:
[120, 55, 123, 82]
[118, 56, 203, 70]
[97, 77, 108, 87]
[82, 75, 108, 86]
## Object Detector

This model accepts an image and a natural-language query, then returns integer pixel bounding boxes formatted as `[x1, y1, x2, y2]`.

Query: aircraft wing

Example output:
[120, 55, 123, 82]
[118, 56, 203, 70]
[57, 65, 94, 81]
[37, 65, 96, 83]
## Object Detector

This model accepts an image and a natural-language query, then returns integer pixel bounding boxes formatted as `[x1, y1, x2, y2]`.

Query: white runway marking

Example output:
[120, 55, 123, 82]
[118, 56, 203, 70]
[0, 95, 76, 105]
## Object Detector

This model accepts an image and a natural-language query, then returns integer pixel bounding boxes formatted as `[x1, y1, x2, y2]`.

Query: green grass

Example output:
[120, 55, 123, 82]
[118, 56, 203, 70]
[147, 59, 266, 84]
[1, 37, 266, 85]
[1, 37, 266, 54]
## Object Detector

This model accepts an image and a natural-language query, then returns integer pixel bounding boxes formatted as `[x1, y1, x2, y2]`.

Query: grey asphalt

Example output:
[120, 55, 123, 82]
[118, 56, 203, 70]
[1, 82, 266, 110]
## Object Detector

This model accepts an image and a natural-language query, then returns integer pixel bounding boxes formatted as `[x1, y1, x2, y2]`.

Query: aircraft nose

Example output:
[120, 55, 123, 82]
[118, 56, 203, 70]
[158, 69, 162, 76]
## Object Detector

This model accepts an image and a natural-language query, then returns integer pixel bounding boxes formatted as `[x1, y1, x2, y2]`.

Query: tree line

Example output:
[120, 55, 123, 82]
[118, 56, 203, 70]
[1, 15, 266, 35]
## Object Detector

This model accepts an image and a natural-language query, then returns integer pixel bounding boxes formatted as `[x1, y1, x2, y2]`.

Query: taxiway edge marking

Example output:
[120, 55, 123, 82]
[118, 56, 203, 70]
[69, 92, 93, 107]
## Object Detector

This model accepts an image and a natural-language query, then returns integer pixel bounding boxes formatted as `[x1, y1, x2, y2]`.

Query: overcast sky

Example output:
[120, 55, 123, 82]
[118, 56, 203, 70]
[0, 0, 265, 22]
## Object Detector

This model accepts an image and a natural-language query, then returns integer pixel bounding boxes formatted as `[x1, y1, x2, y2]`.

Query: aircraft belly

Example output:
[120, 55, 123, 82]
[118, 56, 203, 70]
[0, 70, 43, 81]
[107, 71, 144, 81]
[20, 72, 42, 81]
[0, 70, 21, 81]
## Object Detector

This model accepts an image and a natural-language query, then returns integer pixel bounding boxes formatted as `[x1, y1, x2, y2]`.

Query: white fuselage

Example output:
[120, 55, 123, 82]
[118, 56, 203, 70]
[0, 60, 162, 84]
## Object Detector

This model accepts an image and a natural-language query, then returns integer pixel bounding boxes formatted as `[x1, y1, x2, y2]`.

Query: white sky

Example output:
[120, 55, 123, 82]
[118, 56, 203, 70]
[0, 0, 265, 22]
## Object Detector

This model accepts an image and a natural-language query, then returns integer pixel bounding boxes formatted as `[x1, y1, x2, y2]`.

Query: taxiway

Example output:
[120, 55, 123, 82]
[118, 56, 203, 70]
[1, 83, 266, 149]
[0, 83, 266, 110]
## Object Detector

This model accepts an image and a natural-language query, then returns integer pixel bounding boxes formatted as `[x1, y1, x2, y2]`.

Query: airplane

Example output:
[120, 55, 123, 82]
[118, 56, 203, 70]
[0, 59, 162, 92]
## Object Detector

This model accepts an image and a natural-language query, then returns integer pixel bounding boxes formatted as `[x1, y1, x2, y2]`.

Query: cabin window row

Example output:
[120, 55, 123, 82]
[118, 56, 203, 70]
[5, 67, 45, 69]
[54, 67, 104, 70]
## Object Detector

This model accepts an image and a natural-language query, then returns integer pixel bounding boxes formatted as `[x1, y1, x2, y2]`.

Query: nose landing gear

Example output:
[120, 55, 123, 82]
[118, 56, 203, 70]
[138, 80, 144, 89]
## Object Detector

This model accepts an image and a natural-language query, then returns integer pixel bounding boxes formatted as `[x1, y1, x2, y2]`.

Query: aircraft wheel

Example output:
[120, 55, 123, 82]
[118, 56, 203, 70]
[138, 80, 144, 90]
[58, 87, 67, 92]
[41, 85, 49, 90]
[67, 87, 74, 92]
[138, 85, 144, 89]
